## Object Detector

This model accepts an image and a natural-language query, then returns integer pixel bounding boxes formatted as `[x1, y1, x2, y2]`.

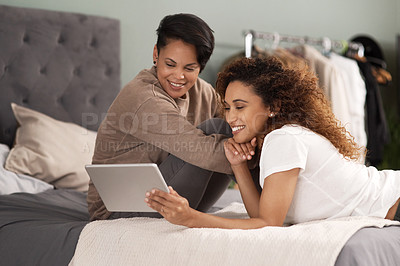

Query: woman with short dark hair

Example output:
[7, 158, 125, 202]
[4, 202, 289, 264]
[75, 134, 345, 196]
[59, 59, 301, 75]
[155, 13, 214, 72]
[87, 14, 256, 221]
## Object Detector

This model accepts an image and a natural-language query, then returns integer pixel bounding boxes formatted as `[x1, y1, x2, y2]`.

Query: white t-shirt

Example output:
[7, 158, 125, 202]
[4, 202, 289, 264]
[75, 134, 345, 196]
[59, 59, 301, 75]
[259, 124, 400, 224]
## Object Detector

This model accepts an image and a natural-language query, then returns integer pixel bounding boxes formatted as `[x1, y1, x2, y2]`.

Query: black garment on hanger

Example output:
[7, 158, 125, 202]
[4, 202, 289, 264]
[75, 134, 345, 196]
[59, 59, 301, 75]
[356, 61, 390, 166]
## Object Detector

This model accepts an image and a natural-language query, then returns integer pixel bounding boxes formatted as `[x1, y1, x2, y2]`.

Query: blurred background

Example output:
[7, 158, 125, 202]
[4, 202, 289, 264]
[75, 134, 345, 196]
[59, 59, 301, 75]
[1, 0, 399, 169]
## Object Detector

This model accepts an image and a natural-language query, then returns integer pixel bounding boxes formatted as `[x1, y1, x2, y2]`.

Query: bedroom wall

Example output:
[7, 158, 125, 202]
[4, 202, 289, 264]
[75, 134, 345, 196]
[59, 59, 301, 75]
[0, 0, 397, 88]
[398, 0, 400, 33]
[1, 0, 399, 168]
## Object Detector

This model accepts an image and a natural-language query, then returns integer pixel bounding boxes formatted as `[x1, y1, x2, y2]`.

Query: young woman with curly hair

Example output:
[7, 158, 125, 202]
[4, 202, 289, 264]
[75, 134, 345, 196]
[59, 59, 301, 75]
[146, 57, 400, 229]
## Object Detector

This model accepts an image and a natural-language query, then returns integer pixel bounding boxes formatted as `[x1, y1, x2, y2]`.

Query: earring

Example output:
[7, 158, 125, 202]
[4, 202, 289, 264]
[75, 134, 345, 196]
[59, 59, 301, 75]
[269, 113, 274, 117]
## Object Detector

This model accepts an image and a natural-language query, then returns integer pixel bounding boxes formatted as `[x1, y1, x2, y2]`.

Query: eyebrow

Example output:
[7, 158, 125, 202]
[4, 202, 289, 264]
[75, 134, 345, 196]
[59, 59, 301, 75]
[223, 99, 249, 104]
[166, 58, 199, 67]
[233, 99, 249, 103]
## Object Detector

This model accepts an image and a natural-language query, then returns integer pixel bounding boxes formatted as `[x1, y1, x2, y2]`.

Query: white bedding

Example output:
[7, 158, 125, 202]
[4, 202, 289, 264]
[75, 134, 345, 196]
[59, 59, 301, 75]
[70, 202, 400, 266]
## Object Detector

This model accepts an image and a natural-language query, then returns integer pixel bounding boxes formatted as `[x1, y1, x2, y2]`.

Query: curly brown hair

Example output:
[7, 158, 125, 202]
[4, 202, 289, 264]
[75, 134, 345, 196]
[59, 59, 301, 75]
[216, 56, 363, 160]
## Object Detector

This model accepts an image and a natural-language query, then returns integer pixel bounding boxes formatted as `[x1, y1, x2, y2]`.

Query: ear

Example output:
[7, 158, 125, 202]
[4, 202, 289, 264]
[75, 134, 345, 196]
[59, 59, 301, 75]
[153, 45, 158, 64]
[270, 100, 281, 113]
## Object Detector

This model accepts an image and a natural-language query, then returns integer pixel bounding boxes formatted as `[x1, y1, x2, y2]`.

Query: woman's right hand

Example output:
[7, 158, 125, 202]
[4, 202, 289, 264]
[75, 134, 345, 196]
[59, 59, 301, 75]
[145, 186, 195, 227]
[224, 137, 257, 166]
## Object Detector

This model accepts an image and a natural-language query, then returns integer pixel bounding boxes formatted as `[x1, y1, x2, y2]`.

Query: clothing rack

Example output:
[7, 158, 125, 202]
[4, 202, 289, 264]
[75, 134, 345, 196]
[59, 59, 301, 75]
[244, 30, 364, 58]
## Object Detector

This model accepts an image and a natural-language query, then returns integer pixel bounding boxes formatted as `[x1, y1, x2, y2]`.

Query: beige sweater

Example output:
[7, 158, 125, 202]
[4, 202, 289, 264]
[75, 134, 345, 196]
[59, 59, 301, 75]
[87, 67, 231, 220]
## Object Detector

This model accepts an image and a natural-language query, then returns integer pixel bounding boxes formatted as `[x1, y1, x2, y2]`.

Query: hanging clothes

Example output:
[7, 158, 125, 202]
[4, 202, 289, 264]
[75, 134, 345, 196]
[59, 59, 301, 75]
[225, 31, 394, 167]
[238, 30, 392, 166]
[347, 35, 391, 166]
[351, 35, 392, 86]
[224, 44, 367, 153]
[329, 53, 367, 150]
[272, 47, 308, 70]
[292, 45, 353, 134]
[356, 61, 390, 166]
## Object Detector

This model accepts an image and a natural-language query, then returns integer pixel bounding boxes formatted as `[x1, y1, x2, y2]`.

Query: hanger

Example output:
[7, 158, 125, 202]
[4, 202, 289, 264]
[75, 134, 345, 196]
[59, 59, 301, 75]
[322, 37, 332, 56]
[271, 32, 280, 50]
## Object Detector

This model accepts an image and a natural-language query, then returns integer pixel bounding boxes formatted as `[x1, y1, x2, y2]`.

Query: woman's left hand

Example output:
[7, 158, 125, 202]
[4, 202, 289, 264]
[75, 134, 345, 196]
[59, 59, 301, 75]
[145, 186, 195, 227]
[224, 137, 257, 166]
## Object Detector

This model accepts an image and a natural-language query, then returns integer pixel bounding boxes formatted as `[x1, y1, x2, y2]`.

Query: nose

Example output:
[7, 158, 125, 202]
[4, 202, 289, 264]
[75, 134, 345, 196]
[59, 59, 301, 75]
[225, 109, 237, 125]
[174, 69, 185, 79]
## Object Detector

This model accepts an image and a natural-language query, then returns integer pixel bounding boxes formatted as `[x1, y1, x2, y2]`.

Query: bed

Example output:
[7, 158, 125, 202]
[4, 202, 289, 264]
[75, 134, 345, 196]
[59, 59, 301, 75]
[1, 5, 400, 266]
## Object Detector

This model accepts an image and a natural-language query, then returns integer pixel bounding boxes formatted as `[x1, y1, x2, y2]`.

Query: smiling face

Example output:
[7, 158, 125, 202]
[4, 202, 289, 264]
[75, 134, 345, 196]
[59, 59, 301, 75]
[224, 81, 271, 144]
[153, 39, 200, 99]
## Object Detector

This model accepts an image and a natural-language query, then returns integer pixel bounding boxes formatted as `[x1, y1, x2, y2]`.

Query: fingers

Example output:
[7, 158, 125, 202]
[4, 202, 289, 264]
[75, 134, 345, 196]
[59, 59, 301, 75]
[224, 139, 240, 157]
[145, 187, 192, 225]
[245, 142, 255, 156]
[228, 138, 246, 159]
[145, 196, 166, 215]
[146, 189, 168, 205]
[145, 186, 193, 227]
[224, 141, 237, 158]
[240, 143, 253, 159]
[245, 137, 257, 156]
[226, 138, 254, 160]
[226, 142, 247, 163]
[145, 187, 181, 212]
[168, 186, 179, 196]
[251, 137, 257, 147]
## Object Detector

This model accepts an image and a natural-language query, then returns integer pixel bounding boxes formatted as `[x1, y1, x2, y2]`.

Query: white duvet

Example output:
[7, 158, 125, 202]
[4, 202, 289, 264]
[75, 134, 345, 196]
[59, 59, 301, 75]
[70, 202, 399, 266]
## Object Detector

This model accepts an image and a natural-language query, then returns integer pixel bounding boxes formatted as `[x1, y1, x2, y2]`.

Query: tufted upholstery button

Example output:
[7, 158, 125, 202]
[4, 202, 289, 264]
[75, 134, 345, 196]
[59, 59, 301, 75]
[90, 37, 97, 48]
[104, 67, 112, 76]
[73, 67, 81, 76]
[22, 98, 28, 104]
[40, 67, 47, 74]
[57, 96, 64, 104]
[23, 34, 29, 43]
[4, 65, 9, 72]
[89, 97, 96, 105]
[79, 15, 88, 23]
[58, 35, 65, 44]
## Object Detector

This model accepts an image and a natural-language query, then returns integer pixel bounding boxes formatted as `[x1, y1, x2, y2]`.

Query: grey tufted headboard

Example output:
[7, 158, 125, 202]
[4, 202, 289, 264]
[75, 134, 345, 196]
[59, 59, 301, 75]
[0, 5, 120, 147]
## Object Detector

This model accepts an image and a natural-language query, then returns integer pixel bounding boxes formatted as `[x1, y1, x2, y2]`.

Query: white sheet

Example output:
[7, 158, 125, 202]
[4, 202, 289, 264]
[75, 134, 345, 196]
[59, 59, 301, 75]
[70, 202, 400, 266]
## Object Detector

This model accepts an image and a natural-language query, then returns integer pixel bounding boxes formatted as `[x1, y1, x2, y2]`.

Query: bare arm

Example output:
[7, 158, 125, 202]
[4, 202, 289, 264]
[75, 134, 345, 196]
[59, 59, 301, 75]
[231, 164, 260, 218]
[257, 168, 299, 226]
[223, 137, 260, 217]
[145, 168, 299, 229]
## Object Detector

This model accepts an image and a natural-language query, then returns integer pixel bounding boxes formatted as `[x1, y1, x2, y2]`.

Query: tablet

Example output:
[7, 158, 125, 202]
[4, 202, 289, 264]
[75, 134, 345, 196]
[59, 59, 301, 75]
[85, 163, 169, 212]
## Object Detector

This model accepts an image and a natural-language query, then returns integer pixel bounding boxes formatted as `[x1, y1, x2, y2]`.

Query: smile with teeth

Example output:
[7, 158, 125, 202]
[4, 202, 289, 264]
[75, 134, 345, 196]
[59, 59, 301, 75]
[169, 81, 184, 88]
[232, 125, 245, 133]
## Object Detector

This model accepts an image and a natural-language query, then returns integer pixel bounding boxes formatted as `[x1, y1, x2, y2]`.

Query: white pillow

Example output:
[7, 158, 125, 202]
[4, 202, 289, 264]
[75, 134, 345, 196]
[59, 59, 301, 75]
[0, 143, 53, 195]
[4, 103, 97, 191]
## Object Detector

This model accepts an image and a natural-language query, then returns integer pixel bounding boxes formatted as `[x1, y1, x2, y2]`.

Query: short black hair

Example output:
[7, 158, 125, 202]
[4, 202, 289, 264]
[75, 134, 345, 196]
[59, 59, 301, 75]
[156, 13, 214, 72]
